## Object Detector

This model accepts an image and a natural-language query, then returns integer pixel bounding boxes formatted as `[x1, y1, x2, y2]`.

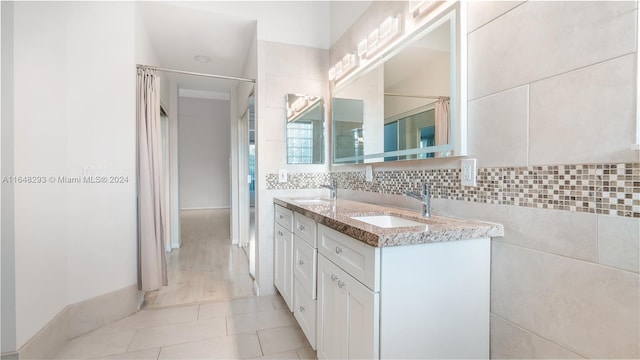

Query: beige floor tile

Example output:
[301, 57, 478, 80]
[270, 295, 287, 310]
[257, 326, 310, 355]
[158, 333, 262, 359]
[249, 349, 299, 359]
[199, 297, 277, 319]
[96, 348, 160, 359]
[95, 306, 199, 335]
[227, 309, 297, 335]
[128, 317, 227, 352]
[56, 330, 136, 359]
[296, 346, 317, 360]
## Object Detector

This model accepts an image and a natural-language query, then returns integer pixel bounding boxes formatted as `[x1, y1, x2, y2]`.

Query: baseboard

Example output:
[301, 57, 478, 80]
[18, 284, 138, 359]
[253, 280, 260, 296]
[180, 206, 231, 211]
[0, 351, 19, 360]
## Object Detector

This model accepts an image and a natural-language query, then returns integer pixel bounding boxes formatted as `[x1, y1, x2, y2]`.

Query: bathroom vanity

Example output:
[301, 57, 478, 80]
[273, 197, 503, 359]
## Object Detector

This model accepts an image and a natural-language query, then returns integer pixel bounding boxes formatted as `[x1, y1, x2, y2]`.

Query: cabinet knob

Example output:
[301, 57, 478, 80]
[337, 280, 345, 288]
[299, 305, 305, 312]
[298, 259, 304, 266]
[279, 214, 284, 219]
[330, 274, 339, 281]
[299, 224, 306, 231]
[335, 246, 343, 254]
[277, 231, 283, 236]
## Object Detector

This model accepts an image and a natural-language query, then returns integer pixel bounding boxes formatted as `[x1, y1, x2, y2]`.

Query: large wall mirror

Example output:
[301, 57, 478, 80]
[286, 93, 325, 164]
[332, 4, 466, 164]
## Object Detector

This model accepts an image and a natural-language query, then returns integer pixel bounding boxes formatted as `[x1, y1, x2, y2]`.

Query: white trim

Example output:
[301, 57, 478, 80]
[635, 4, 639, 150]
[253, 280, 260, 296]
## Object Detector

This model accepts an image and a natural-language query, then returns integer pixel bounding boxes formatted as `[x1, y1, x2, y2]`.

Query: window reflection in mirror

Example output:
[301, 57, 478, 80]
[332, 7, 460, 164]
[286, 94, 325, 164]
[332, 98, 364, 163]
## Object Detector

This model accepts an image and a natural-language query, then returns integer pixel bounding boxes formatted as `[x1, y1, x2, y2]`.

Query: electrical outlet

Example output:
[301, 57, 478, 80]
[278, 169, 288, 183]
[365, 165, 373, 182]
[461, 158, 477, 187]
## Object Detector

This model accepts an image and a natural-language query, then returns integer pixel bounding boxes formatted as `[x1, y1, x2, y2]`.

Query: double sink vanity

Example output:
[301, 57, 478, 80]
[273, 197, 503, 359]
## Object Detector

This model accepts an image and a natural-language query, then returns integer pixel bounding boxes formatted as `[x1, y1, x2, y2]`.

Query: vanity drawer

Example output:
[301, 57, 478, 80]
[294, 278, 317, 350]
[294, 236, 317, 299]
[275, 205, 294, 232]
[294, 212, 317, 247]
[318, 224, 380, 292]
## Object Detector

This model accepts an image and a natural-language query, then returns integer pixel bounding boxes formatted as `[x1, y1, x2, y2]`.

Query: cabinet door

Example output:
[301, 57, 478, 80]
[317, 255, 344, 360]
[344, 270, 379, 360]
[317, 255, 379, 360]
[274, 223, 293, 311]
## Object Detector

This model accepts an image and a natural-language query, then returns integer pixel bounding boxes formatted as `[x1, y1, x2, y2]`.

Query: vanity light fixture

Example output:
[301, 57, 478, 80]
[362, 14, 401, 59]
[287, 95, 321, 122]
[328, 52, 357, 82]
[410, 0, 438, 18]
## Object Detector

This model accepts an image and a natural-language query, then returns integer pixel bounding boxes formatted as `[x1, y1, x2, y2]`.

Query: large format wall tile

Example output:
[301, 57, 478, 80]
[490, 314, 581, 359]
[467, 1, 525, 33]
[468, 1, 636, 99]
[467, 85, 529, 167]
[529, 55, 637, 165]
[597, 215, 640, 273]
[492, 242, 640, 358]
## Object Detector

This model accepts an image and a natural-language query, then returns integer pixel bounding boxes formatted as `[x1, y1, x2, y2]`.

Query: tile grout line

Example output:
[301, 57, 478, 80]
[466, 1, 528, 36]
[256, 330, 265, 357]
[490, 312, 587, 359]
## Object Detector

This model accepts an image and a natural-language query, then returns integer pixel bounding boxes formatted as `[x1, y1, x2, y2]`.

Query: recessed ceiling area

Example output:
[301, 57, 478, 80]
[135, 1, 373, 95]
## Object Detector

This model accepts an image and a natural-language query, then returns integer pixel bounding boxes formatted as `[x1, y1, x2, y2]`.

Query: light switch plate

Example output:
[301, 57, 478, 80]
[461, 159, 477, 187]
[365, 165, 373, 182]
[278, 169, 288, 183]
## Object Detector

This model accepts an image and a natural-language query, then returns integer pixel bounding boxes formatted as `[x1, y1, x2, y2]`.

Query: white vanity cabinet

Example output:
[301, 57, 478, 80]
[316, 224, 491, 360]
[292, 212, 318, 349]
[274, 205, 294, 310]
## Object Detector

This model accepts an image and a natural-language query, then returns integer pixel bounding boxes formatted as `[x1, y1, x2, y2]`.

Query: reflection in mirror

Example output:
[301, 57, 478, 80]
[286, 94, 325, 164]
[333, 98, 364, 163]
[332, 7, 460, 164]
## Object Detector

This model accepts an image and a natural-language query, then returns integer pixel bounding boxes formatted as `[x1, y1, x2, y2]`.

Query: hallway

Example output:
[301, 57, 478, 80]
[144, 209, 254, 308]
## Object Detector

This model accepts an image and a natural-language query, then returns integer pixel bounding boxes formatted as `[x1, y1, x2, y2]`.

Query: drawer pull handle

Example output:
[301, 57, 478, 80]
[330, 274, 339, 281]
[279, 214, 284, 219]
[337, 280, 345, 288]
[277, 231, 283, 236]
[299, 224, 306, 231]
[299, 305, 305, 312]
[298, 259, 304, 266]
[335, 246, 343, 254]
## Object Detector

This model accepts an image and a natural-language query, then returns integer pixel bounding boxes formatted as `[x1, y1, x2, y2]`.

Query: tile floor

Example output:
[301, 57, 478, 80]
[55, 295, 315, 359]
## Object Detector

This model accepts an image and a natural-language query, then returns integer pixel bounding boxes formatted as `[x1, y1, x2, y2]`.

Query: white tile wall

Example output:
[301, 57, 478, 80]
[597, 215, 640, 273]
[467, 85, 529, 167]
[468, 1, 637, 100]
[492, 242, 639, 359]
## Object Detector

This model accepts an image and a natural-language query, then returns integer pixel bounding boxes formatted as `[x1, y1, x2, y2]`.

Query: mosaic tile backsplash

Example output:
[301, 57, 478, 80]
[266, 163, 640, 218]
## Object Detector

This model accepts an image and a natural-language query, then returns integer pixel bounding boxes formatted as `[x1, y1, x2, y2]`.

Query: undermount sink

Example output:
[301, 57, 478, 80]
[294, 198, 331, 204]
[350, 215, 426, 228]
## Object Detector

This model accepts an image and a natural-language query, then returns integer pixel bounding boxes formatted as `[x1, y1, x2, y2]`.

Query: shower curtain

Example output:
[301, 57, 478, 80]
[435, 97, 450, 146]
[136, 68, 168, 291]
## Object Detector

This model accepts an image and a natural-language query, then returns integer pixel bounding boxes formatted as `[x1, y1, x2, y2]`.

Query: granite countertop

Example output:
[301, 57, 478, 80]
[274, 197, 504, 248]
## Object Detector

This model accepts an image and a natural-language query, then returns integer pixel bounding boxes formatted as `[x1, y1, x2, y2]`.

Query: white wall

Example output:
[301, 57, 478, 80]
[1, 1, 18, 356]
[12, 2, 138, 348]
[178, 97, 231, 209]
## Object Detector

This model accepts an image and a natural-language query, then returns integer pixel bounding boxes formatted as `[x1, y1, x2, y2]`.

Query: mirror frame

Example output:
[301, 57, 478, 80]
[331, 1, 467, 164]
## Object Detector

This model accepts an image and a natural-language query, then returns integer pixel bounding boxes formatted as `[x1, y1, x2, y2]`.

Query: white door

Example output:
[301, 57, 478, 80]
[282, 230, 294, 310]
[274, 225, 285, 295]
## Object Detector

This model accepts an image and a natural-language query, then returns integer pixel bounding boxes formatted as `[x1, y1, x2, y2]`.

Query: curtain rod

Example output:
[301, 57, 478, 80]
[384, 93, 450, 100]
[137, 64, 255, 83]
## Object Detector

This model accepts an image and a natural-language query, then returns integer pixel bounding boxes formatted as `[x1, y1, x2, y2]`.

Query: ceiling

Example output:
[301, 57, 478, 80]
[136, 1, 371, 95]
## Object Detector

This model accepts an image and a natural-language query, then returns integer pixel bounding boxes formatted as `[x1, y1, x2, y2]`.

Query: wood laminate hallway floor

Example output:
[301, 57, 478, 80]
[145, 209, 255, 308]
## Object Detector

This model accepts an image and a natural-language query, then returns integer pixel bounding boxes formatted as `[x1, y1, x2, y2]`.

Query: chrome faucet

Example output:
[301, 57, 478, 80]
[404, 183, 431, 218]
[321, 178, 338, 200]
